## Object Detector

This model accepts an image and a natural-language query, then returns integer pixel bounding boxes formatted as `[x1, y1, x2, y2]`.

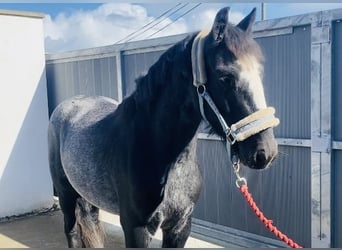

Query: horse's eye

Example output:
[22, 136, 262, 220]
[219, 74, 235, 84]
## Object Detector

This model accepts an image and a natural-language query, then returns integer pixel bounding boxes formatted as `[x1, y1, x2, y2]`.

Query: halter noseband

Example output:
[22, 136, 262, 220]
[191, 30, 280, 145]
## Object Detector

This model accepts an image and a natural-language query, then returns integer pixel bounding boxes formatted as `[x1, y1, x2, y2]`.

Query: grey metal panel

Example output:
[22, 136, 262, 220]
[46, 56, 118, 115]
[333, 150, 342, 247]
[45, 34, 187, 62]
[332, 21, 342, 248]
[77, 59, 95, 95]
[253, 11, 320, 32]
[122, 50, 164, 97]
[333, 21, 342, 141]
[191, 218, 288, 248]
[194, 141, 311, 247]
[92, 57, 118, 100]
[193, 139, 231, 223]
[255, 26, 311, 139]
[46, 62, 68, 115]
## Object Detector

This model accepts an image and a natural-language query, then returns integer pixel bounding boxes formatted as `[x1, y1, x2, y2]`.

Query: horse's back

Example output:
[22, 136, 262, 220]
[48, 95, 120, 213]
[49, 95, 118, 128]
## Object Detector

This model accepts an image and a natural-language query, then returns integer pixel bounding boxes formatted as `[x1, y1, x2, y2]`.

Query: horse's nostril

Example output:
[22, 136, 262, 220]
[255, 150, 267, 166]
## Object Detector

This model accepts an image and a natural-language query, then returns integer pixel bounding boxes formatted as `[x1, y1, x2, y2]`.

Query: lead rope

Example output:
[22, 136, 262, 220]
[231, 157, 303, 248]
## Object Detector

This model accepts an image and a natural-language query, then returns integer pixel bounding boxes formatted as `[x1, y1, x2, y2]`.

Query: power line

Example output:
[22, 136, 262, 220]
[121, 3, 189, 43]
[144, 3, 202, 40]
[115, 3, 188, 44]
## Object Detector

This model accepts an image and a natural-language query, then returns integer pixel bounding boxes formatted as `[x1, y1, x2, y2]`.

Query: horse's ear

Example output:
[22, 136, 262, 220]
[211, 7, 230, 41]
[237, 8, 256, 33]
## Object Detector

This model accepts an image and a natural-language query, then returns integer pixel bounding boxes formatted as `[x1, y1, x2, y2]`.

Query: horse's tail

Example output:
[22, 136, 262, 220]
[75, 197, 105, 248]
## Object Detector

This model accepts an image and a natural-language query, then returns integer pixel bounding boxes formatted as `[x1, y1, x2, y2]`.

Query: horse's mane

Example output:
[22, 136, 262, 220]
[133, 33, 197, 109]
[226, 24, 264, 61]
[132, 25, 262, 111]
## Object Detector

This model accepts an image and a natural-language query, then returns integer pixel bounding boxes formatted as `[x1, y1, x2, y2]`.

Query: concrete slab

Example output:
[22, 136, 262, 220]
[0, 210, 223, 248]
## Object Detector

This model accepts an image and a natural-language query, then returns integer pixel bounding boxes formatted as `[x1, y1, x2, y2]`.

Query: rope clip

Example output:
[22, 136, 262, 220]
[231, 155, 247, 188]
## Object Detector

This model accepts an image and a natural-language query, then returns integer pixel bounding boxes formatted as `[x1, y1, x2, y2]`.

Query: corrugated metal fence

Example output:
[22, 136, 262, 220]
[45, 9, 342, 248]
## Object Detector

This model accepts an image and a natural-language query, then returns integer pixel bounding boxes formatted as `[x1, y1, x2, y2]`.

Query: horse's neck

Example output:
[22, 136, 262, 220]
[149, 54, 201, 166]
[118, 45, 201, 167]
[147, 80, 201, 165]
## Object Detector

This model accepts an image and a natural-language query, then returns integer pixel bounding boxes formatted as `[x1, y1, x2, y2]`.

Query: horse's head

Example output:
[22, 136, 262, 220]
[198, 7, 278, 170]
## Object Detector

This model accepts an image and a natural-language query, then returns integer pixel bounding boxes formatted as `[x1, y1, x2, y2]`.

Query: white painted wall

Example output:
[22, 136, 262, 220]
[0, 10, 53, 217]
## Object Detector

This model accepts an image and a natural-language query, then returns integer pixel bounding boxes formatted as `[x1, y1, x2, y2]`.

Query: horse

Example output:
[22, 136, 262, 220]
[48, 7, 279, 248]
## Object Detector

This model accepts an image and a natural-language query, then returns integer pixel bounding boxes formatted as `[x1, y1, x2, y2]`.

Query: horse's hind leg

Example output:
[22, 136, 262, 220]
[75, 198, 105, 248]
[161, 216, 192, 248]
[49, 137, 83, 247]
[49, 133, 104, 247]
[58, 192, 84, 248]
[57, 189, 104, 248]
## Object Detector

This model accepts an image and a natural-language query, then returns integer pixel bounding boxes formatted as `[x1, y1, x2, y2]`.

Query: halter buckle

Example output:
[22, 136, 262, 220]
[226, 130, 237, 145]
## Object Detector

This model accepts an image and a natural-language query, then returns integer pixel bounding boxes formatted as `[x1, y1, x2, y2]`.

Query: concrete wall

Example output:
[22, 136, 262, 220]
[0, 10, 53, 217]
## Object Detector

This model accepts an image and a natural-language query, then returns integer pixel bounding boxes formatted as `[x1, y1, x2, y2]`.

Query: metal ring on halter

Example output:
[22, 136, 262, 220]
[197, 85, 206, 96]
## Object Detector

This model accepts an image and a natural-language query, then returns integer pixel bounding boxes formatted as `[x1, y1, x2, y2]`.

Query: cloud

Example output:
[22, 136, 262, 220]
[43, 3, 245, 53]
[44, 3, 187, 53]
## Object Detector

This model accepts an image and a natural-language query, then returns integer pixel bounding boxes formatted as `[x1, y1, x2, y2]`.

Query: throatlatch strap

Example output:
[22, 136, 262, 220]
[198, 92, 209, 123]
[201, 91, 230, 134]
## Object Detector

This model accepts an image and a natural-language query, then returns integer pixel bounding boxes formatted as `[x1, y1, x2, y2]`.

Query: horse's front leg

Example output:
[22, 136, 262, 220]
[120, 216, 152, 247]
[123, 225, 152, 247]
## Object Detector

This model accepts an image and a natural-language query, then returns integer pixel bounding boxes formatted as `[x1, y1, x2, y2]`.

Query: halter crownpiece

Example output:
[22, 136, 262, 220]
[191, 29, 210, 87]
[191, 31, 280, 144]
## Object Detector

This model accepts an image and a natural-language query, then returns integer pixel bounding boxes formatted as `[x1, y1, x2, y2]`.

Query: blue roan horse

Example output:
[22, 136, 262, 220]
[48, 7, 278, 248]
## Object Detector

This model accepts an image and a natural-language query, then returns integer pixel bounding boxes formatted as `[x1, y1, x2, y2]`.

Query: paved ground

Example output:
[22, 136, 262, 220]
[0, 209, 223, 248]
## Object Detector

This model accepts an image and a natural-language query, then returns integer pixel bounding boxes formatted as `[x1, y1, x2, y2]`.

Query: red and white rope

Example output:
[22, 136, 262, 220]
[239, 184, 303, 248]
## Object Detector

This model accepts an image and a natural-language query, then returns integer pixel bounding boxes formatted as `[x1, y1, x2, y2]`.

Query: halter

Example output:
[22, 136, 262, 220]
[191, 30, 280, 145]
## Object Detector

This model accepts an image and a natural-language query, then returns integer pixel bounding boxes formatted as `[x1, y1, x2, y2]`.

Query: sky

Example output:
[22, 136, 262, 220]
[1, 2, 342, 53]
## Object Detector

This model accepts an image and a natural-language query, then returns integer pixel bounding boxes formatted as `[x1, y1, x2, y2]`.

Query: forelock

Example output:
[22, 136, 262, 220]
[225, 25, 264, 63]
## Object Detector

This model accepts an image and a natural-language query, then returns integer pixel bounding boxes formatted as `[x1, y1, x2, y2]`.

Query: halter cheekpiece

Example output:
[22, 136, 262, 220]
[191, 30, 280, 145]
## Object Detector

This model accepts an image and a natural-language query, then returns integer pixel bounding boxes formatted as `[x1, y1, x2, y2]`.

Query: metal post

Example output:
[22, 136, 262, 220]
[116, 50, 123, 103]
[310, 11, 332, 248]
[261, 3, 266, 21]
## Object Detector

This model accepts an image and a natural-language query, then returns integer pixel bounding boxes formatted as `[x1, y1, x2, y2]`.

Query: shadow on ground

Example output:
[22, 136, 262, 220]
[0, 210, 160, 248]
